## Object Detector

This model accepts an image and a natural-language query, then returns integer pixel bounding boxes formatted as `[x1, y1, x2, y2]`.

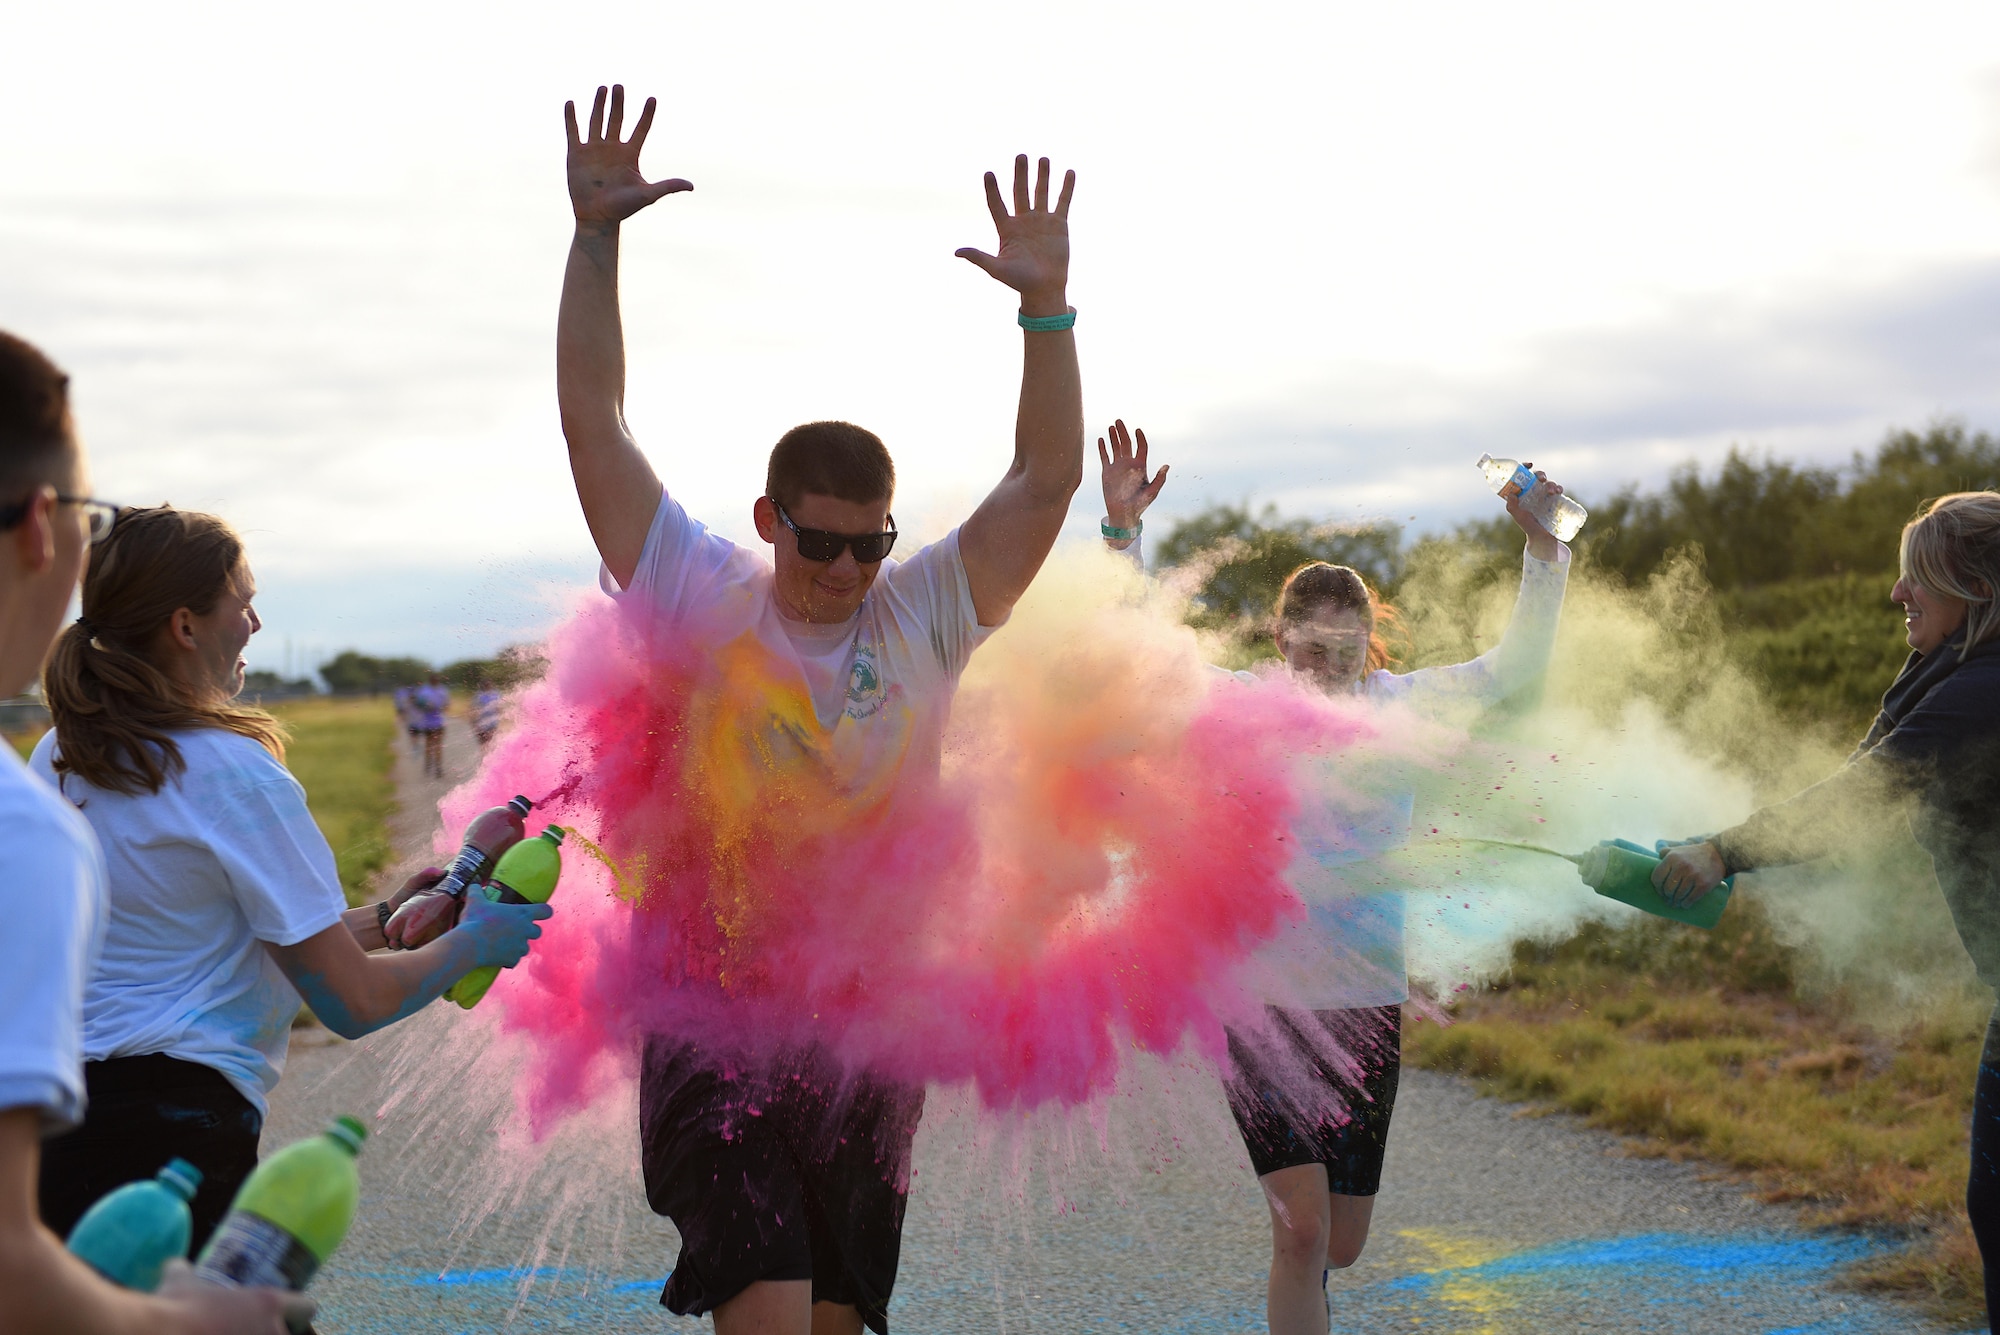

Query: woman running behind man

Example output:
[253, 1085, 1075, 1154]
[32, 506, 551, 1250]
[1098, 422, 1570, 1335]
[1653, 491, 2000, 1324]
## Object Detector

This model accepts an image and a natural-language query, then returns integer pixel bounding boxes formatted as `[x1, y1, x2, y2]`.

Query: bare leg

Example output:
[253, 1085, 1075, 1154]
[1261, 1163, 1333, 1335]
[1325, 1192, 1377, 1269]
[713, 1279, 812, 1335]
[809, 1300, 865, 1335]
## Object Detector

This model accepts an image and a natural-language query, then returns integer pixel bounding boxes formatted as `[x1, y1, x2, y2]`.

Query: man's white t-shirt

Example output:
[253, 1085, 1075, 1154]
[29, 728, 347, 1118]
[0, 745, 106, 1132]
[607, 490, 996, 796]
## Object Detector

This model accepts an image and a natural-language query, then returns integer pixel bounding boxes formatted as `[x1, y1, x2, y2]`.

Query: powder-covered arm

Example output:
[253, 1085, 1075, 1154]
[1713, 664, 1997, 873]
[1381, 543, 1570, 715]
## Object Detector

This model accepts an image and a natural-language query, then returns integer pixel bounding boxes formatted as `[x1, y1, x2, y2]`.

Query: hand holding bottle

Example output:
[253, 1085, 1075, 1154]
[157, 1260, 313, 1334]
[454, 891, 553, 971]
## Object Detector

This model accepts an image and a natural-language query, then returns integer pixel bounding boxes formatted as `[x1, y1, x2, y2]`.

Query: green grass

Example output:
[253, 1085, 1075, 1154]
[270, 696, 398, 906]
[1406, 900, 1991, 1325]
[1716, 570, 1913, 737]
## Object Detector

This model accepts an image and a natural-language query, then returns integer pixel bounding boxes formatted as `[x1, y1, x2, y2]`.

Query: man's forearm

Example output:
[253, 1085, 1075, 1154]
[557, 224, 628, 441]
[556, 221, 663, 587]
[1013, 320, 1084, 502]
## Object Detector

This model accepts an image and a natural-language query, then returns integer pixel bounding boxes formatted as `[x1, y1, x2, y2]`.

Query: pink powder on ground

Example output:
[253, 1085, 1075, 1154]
[440, 590, 1377, 1129]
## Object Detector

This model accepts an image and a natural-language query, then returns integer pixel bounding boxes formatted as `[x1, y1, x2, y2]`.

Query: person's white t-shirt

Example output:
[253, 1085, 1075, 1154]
[0, 745, 106, 1132]
[29, 728, 347, 1118]
[606, 490, 996, 796]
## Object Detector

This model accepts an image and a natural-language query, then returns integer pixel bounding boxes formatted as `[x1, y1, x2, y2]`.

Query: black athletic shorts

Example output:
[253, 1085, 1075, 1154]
[1222, 1003, 1401, 1193]
[39, 1053, 263, 1251]
[639, 1035, 925, 1334]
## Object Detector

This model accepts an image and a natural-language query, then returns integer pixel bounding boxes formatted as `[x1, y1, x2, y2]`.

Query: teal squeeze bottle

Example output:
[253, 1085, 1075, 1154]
[66, 1157, 203, 1292]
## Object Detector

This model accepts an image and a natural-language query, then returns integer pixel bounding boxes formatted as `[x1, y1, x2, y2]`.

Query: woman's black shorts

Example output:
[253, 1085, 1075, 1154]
[638, 1035, 924, 1335]
[1222, 1003, 1401, 1194]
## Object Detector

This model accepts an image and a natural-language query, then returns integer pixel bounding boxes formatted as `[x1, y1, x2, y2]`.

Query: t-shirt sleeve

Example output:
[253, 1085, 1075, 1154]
[0, 799, 104, 1131]
[885, 527, 998, 679]
[600, 488, 744, 622]
[203, 752, 348, 947]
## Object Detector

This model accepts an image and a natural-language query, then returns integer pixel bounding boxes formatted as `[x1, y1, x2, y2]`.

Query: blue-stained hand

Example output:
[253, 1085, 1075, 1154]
[456, 892, 553, 970]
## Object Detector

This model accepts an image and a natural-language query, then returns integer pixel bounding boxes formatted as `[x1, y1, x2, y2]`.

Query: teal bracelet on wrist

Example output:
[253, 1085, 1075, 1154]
[1101, 518, 1141, 542]
[1018, 308, 1077, 332]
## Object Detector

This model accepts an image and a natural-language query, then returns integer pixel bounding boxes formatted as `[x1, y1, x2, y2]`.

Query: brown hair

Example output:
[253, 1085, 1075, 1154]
[1900, 491, 2000, 651]
[1274, 562, 1405, 673]
[43, 506, 285, 795]
[0, 330, 74, 493]
[765, 421, 895, 511]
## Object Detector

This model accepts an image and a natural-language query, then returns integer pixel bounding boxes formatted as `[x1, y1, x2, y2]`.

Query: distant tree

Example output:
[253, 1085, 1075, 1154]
[1154, 502, 1402, 629]
[240, 669, 317, 701]
[318, 651, 431, 695]
[1577, 420, 2000, 590]
[440, 644, 548, 692]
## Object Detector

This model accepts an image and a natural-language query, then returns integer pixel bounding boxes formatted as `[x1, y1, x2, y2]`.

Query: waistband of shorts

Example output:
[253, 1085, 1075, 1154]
[84, 1053, 242, 1100]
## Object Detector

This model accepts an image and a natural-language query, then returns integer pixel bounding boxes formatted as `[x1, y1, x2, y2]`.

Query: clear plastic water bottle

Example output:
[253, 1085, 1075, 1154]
[66, 1157, 203, 1292]
[1476, 454, 1587, 541]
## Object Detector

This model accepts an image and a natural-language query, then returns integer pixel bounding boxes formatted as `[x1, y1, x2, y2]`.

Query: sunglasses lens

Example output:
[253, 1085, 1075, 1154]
[850, 533, 895, 563]
[797, 531, 845, 562]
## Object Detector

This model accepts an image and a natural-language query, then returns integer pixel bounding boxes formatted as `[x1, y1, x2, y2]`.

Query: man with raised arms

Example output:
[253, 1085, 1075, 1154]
[556, 86, 1082, 1334]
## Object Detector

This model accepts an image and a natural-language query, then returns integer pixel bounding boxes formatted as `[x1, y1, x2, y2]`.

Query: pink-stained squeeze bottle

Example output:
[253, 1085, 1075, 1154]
[383, 795, 533, 948]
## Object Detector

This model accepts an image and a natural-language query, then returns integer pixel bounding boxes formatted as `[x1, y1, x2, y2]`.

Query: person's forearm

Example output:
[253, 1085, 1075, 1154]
[0, 1223, 209, 1335]
[557, 223, 628, 440]
[557, 222, 662, 587]
[294, 933, 481, 1039]
[1013, 293, 1084, 505]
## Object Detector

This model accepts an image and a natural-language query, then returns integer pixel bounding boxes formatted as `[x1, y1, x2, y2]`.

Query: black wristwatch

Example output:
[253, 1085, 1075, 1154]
[376, 900, 396, 948]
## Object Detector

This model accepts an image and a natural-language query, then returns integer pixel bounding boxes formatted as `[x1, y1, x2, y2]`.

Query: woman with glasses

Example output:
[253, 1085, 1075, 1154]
[31, 506, 553, 1251]
[1099, 424, 1571, 1335]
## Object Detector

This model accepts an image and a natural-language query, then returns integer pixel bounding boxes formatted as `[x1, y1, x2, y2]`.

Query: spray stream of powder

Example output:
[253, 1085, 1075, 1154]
[433, 547, 1393, 1127]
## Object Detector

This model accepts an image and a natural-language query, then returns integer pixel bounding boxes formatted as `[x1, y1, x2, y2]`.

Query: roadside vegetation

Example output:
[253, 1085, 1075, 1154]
[1161, 419, 2000, 1325]
[269, 695, 399, 906]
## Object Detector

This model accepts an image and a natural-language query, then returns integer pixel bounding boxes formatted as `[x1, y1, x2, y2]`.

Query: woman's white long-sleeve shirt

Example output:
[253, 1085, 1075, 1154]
[1227, 545, 1570, 1008]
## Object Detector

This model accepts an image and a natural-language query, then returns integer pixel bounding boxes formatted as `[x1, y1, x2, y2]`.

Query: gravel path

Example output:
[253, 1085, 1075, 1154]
[266, 708, 1979, 1334]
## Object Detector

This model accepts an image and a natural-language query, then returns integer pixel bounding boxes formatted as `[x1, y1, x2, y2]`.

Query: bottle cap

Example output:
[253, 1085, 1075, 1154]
[326, 1115, 369, 1156]
[540, 825, 567, 845]
[508, 795, 534, 816]
[159, 1158, 203, 1199]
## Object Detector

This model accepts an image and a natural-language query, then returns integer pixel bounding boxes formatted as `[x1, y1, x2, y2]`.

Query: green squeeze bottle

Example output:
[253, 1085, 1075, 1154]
[446, 825, 565, 1009]
[1571, 838, 1735, 930]
[65, 1157, 202, 1292]
[195, 1116, 366, 1299]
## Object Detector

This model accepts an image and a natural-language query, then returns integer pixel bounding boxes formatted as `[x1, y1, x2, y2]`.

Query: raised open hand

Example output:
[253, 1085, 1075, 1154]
[1098, 420, 1168, 532]
[565, 85, 692, 227]
[955, 155, 1074, 315]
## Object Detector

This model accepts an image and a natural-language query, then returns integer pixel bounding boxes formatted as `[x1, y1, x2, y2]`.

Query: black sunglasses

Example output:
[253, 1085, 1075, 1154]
[770, 500, 897, 564]
[0, 493, 122, 545]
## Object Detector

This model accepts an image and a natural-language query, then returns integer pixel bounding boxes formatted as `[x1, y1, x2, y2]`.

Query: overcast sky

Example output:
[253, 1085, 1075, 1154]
[6, 0, 2000, 672]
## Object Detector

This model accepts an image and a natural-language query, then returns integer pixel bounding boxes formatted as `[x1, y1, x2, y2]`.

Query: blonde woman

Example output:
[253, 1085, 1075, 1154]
[1656, 491, 2000, 1323]
[32, 506, 550, 1249]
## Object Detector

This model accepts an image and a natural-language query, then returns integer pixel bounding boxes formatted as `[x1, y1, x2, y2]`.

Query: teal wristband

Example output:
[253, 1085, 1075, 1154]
[1101, 518, 1141, 542]
[1018, 308, 1077, 332]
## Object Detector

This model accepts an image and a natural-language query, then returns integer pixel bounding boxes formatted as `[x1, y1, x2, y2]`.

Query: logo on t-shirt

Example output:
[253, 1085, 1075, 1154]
[845, 642, 889, 721]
